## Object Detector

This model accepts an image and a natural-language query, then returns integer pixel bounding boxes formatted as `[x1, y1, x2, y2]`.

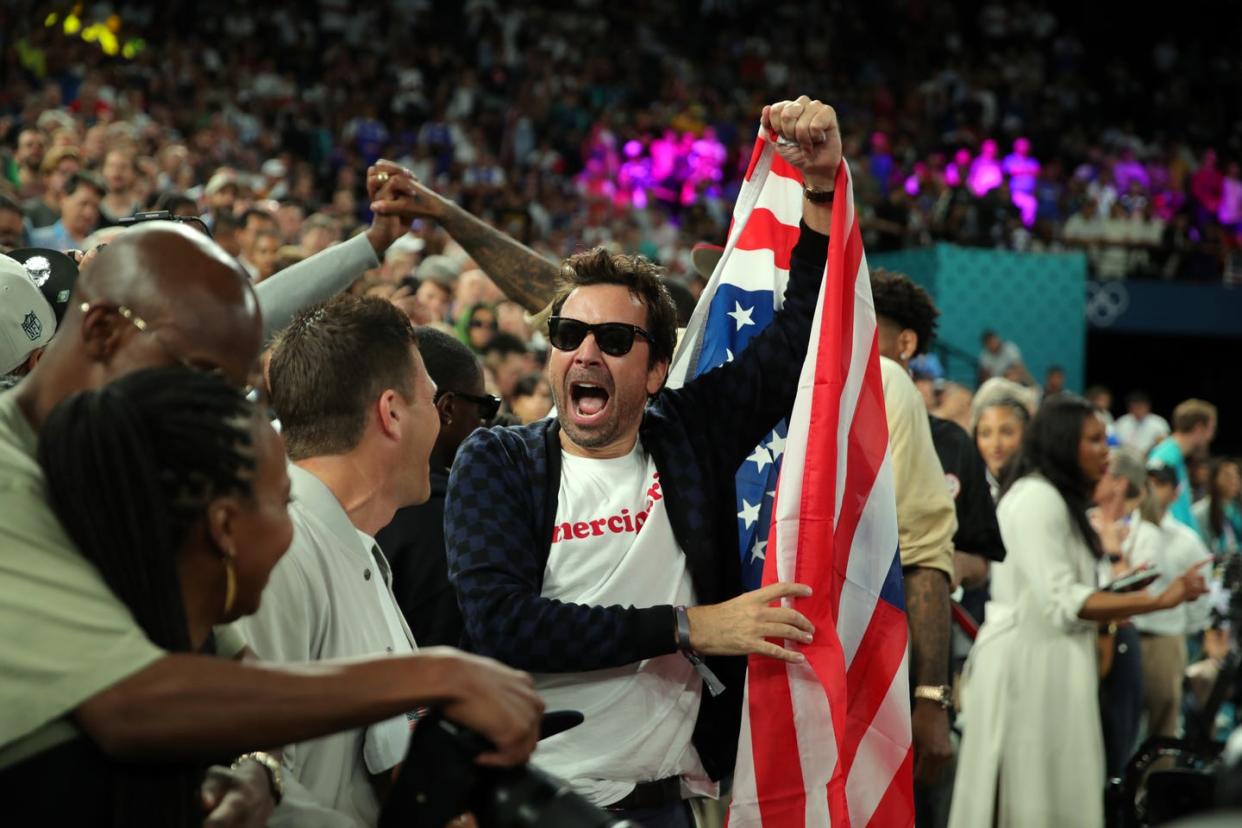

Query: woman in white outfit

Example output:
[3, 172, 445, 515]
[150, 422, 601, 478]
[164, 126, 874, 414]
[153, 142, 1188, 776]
[949, 396, 1210, 828]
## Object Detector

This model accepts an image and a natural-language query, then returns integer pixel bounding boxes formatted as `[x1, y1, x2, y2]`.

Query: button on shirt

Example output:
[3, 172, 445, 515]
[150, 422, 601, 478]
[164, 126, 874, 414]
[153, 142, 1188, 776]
[236, 464, 416, 828]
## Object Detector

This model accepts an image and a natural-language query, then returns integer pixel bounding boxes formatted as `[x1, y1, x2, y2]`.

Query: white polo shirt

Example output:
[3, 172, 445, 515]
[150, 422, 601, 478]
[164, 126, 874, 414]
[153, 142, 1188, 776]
[531, 441, 714, 807]
[1129, 513, 1213, 637]
[237, 464, 416, 828]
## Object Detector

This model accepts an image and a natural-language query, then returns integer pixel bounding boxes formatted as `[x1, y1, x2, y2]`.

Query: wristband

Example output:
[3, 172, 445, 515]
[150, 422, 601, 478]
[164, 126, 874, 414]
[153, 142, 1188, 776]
[673, 605, 725, 698]
[674, 605, 693, 651]
[803, 183, 835, 204]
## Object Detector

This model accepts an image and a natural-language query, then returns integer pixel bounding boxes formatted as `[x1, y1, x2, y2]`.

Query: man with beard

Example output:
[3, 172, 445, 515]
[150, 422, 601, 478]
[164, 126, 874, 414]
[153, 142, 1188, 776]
[444, 95, 837, 825]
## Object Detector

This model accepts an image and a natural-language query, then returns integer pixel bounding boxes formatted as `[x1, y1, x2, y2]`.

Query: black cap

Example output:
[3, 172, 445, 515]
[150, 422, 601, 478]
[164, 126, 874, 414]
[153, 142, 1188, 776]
[1146, 462, 1179, 486]
[6, 248, 79, 323]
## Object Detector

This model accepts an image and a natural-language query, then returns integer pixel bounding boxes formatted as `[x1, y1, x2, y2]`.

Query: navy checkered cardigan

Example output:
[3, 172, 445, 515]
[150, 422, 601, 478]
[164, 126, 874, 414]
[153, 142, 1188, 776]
[444, 224, 829, 780]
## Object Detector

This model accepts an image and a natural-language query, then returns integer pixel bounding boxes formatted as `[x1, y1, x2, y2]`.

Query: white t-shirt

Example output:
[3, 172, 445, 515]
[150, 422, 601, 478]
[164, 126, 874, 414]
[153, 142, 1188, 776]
[978, 341, 1022, 380]
[1129, 513, 1213, 636]
[1114, 412, 1170, 456]
[531, 441, 713, 807]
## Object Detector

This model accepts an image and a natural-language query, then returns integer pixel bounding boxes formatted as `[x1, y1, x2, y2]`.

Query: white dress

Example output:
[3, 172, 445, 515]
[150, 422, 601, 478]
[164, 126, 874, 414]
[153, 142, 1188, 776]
[949, 475, 1104, 828]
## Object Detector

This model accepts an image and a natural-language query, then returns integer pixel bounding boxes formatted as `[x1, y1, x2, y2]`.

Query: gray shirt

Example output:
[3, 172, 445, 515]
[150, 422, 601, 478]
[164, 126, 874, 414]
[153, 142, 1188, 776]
[238, 464, 416, 828]
[254, 233, 379, 343]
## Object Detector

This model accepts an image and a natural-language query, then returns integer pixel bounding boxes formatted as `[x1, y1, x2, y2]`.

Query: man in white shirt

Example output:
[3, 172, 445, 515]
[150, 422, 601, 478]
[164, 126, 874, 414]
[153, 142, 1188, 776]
[1114, 391, 1171, 457]
[445, 95, 839, 825]
[238, 295, 442, 826]
[977, 330, 1025, 384]
[1130, 466, 1213, 739]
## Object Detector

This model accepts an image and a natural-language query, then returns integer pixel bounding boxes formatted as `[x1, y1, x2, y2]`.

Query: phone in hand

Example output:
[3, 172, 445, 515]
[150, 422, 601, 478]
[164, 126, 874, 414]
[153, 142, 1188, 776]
[1105, 566, 1161, 594]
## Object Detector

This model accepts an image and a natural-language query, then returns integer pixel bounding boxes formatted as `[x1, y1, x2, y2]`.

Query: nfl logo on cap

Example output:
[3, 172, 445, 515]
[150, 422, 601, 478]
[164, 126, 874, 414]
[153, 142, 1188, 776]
[22, 311, 43, 341]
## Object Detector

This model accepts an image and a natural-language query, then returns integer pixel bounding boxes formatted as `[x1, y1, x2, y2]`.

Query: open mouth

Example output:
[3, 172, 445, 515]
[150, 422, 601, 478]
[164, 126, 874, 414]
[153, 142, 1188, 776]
[569, 381, 611, 425]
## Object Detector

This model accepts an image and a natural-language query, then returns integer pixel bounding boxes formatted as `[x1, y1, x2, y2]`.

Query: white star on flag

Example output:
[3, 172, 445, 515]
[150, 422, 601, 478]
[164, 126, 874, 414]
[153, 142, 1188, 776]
[727, 301, 755, 331]
[747, 446, 773, 472]
[766, 432, 786, 458]
[766, 489, 776, 499]
[737, 498, 761, 529]
[726, 348, 734, 363]
[750, 539, 767, 562]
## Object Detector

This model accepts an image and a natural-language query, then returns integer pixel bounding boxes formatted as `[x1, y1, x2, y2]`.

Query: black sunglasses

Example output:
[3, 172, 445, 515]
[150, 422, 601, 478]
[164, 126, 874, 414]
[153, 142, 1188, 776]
[436, 389, 502, 421]
[547, 316, 655, 358]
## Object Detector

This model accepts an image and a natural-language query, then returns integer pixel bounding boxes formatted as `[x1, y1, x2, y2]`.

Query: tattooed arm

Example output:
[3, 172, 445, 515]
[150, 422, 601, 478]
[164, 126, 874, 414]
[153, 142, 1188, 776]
[367, 160, 560, 313]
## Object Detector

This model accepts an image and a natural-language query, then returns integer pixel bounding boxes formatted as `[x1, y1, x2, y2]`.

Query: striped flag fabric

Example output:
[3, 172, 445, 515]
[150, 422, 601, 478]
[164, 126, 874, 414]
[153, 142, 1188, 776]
[670, 128, 913, 827]
[667, 129, 804, 590]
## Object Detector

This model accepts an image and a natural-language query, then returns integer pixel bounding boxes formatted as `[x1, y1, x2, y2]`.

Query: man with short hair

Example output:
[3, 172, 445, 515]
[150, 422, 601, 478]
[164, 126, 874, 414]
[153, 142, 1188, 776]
[414, 274, 454, 323]
[238, 207, 279, 280]
[1115, 391, 1170, 456]
[99, 149, 142, 225]
[0, 193, 26, 253]
[22, 146, 80, 229]
[1085, 385, 1114, 427]
[29, 171, 103, 251]
[377, 327, 499, 646]
[977, 329, 1025, 384]
[251, 227, 282, 282]
[1043, 364, 1066, 398]
[482, 331, 533, 404]
[445, 96, 835, 822]
[11, 129, 45, 198]
[301, 212, 343, 255]
[212, 210, 244, 258]
[868, 268, 988, 821]
[1149, 398, 1218, 538]
[1, 169, 543, 824]
[238, 296, 444, 826]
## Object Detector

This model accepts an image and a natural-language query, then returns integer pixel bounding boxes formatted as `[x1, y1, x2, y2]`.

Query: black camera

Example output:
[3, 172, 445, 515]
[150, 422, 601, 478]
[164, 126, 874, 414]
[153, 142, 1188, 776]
[380, 712, 640, 828]
[116, 210, 213, 238]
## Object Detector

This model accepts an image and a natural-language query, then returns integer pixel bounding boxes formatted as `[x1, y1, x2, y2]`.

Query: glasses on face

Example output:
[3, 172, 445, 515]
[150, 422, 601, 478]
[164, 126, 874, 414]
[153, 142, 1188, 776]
[435, 389, 502, 421]
[80, 301, 258, 398]
[548, 316, 655, 358]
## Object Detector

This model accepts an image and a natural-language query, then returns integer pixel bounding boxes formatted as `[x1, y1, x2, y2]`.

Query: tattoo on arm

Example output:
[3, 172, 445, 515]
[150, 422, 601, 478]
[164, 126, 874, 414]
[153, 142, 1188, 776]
[438, 200, 560, 313]
[904, 566, 950, 687]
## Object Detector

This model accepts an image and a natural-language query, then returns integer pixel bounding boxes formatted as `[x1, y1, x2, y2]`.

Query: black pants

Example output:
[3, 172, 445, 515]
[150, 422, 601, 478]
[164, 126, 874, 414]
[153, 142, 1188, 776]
[1100, 625, 1145, 779]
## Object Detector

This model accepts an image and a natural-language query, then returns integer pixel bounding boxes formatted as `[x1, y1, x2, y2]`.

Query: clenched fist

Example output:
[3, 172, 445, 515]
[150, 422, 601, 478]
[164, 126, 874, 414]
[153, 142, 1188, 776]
[761, 96, 843, 190]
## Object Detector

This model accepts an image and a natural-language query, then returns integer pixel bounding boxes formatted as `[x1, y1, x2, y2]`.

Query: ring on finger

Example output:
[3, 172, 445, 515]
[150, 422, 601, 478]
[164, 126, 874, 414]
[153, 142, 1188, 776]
[376, 172, 390, 183]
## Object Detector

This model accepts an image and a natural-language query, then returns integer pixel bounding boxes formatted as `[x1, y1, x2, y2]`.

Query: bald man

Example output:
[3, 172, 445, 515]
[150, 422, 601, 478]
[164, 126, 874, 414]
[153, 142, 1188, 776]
[0, 219, 543, 823]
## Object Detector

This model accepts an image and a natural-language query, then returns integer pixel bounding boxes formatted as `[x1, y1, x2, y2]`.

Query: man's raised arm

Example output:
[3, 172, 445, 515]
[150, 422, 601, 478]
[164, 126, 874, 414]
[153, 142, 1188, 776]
[368, 160, 560, 313]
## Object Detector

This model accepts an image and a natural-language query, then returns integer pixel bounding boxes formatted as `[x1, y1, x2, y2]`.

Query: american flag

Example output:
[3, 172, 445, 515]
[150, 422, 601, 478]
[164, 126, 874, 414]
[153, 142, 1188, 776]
[669, 129, 913, 826]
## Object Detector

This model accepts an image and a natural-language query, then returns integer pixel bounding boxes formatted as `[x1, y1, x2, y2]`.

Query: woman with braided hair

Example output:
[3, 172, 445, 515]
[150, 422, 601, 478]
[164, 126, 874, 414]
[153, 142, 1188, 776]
[10, 365, 293, 826]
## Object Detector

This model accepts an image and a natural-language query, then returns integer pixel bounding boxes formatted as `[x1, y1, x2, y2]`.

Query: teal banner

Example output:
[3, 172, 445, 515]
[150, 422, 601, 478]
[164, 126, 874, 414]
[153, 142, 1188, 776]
[870, 244, 1088, 393]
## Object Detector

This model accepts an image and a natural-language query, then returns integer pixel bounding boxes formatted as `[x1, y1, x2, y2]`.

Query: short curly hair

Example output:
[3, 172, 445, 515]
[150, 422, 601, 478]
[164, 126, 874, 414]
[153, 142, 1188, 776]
[869, 268, 939, 356]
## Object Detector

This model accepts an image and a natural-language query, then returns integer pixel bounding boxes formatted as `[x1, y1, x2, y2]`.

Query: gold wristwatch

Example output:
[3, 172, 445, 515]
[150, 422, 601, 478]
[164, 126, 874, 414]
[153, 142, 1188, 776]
[233, 750, 285, 804]
[914, 684, 953, 710]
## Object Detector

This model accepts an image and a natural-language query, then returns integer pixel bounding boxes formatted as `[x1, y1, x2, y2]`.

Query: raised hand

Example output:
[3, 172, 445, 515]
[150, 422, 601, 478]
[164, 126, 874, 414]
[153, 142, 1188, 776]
[760, 96, 843, 189]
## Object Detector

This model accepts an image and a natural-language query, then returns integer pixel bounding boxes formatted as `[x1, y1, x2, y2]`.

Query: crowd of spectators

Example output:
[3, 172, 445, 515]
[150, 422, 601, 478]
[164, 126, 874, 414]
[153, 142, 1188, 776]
[4, 0, 1242, 289]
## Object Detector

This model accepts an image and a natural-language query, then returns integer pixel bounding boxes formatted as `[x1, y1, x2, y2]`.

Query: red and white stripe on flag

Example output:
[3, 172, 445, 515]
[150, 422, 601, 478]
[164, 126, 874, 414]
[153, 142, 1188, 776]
[723, 133, 913, 828]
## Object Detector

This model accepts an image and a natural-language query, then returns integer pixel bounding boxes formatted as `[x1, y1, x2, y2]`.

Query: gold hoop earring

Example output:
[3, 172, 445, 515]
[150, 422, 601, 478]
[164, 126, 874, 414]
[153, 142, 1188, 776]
[222, 554, 237, 616]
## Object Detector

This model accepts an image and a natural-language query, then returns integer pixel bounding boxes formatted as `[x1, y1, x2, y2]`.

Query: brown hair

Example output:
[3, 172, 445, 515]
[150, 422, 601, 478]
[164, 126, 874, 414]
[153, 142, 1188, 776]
[550, 248, 677, 367]
[1172, 399, 1217, 434]
[269, 296, 419, 460]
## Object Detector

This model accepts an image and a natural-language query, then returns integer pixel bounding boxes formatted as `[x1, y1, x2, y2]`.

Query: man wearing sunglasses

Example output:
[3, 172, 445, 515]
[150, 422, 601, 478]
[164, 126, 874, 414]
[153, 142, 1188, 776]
[445, 95, 838, 825]
[378, 327, 501, 647]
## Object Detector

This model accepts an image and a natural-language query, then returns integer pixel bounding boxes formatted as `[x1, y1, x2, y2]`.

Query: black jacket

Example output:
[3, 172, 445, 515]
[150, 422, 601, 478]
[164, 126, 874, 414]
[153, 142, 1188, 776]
[443, 224, 829, 780]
